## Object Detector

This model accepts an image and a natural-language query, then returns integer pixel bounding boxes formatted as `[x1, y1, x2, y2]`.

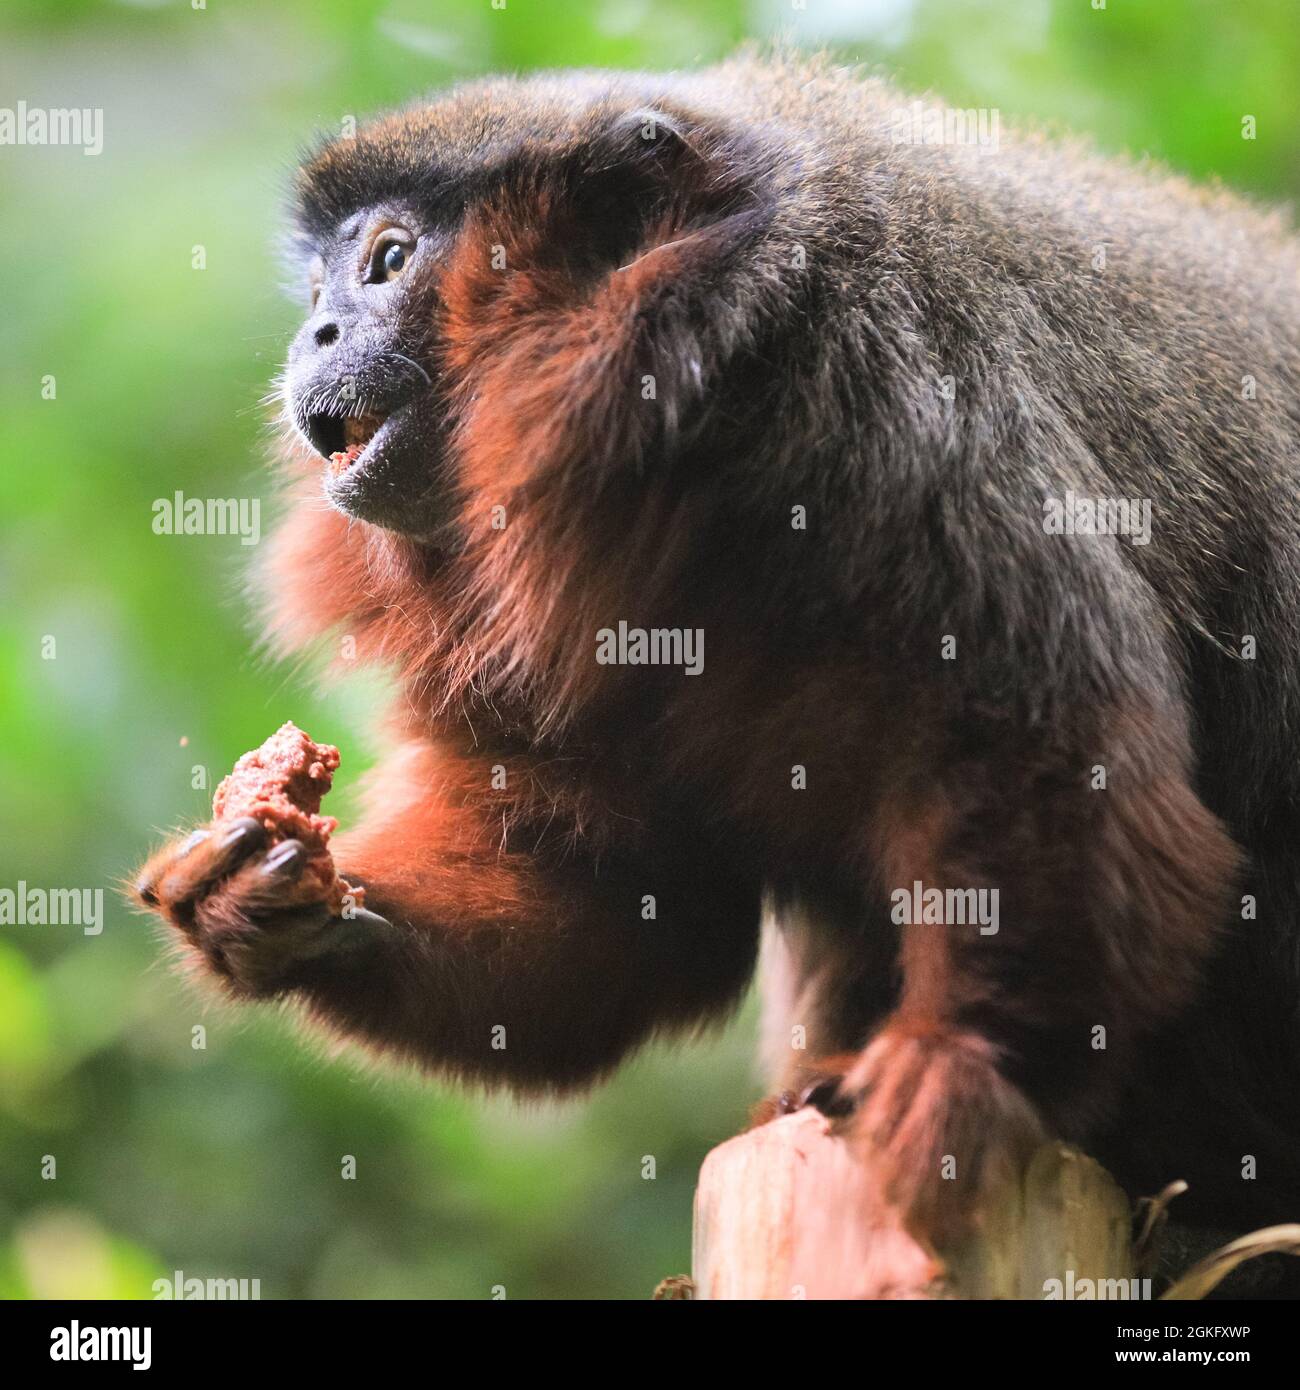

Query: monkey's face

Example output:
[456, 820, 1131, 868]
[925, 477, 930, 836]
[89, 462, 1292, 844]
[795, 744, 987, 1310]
[284, 201, 451, 536]
[283, 76, 779, 540]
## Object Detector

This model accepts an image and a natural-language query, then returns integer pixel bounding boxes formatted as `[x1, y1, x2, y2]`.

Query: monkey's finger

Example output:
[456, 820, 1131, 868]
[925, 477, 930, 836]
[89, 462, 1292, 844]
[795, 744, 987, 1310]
[261, 839, 308, 881]
[257, 905, 392, 961]
[134, 828, 209, 906]
[220, 839, 334, 915]
[193, 895, 390, 995]
[136, 818, 269, 912]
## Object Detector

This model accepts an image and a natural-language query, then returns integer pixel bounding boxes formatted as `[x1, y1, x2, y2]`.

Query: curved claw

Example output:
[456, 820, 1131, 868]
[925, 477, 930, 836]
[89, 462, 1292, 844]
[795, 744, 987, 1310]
[800, 1076, 856, 1118]
[260, 839, 306, 879]
[260, 905, 393, 961]
[211, 818, 269, 871]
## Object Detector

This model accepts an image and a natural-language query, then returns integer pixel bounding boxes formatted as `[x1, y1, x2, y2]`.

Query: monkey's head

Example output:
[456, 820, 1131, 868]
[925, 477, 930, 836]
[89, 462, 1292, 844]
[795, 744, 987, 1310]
[282, 70, 796, 539]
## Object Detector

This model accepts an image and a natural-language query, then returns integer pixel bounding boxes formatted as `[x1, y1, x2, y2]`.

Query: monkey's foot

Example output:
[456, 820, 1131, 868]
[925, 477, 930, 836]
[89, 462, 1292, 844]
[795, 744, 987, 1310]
[832, 1023, 1046, 1250]
[748, 1053, 861, 1129]
[652, 1274, 695, 1300]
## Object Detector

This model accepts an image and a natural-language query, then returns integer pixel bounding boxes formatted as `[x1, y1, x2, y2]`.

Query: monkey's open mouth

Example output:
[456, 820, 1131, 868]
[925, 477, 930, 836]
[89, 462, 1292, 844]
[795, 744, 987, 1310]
[303, 412, 388, 474]
[295, 389, 443, 534]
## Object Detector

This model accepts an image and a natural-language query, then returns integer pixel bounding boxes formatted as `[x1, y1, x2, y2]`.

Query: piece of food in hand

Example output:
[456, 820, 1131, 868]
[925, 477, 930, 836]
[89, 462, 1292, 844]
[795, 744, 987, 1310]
[212, 720, 363, 913]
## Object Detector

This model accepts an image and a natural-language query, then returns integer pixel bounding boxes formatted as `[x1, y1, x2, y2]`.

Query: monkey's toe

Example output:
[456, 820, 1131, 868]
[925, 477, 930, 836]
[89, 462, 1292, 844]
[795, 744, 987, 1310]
[751, 1056, 861, 1127]
[798, 1075, 856, 1118]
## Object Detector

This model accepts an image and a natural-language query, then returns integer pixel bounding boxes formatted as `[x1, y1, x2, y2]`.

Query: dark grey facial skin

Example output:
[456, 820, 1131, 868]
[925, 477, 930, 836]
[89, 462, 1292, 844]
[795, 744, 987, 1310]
[284, 204, 452, 538]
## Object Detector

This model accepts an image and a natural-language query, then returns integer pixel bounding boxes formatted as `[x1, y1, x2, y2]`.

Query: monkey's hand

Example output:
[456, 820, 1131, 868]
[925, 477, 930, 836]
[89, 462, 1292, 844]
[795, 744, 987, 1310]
[132, 820, 387, 998]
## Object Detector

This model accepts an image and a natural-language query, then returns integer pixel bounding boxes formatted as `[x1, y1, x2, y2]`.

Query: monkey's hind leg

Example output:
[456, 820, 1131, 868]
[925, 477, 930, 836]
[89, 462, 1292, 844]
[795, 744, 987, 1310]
[826, 705, 1239, 1270]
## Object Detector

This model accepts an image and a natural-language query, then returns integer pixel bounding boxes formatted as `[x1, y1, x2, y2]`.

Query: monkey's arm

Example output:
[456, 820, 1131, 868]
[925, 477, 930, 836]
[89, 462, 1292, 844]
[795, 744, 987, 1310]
[134, 741, 760, 1091]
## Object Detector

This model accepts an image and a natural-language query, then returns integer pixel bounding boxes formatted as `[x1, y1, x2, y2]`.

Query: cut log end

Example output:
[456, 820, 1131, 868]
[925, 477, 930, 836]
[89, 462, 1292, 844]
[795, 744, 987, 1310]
[691, 1109, 1135, 1300]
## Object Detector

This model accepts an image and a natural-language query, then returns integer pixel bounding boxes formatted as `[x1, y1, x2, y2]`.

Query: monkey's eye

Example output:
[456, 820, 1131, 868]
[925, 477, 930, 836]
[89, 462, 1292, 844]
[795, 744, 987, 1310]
[367, 228, 416, 284]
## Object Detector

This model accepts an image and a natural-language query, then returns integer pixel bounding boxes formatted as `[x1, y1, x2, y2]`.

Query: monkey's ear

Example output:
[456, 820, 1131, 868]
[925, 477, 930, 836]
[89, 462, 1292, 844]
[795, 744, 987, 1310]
[580, 107, 702, 188]
[439, 104, 776, 492]
[606, 107, 690, 151]
[440, 96, 775, 346]
[564, 105, 771, 277]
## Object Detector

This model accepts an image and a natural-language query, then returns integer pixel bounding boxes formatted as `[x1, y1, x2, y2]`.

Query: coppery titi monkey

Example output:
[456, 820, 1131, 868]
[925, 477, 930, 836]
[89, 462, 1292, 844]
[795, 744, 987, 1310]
[133, 53, 1300, 1270]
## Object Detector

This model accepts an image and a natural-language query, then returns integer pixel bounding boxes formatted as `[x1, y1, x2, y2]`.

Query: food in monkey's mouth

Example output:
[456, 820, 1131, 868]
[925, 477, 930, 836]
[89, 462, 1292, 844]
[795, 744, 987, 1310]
[298, 408, 387, 473]
[212, 721, 363, 912]
[318, 413, 387, 474]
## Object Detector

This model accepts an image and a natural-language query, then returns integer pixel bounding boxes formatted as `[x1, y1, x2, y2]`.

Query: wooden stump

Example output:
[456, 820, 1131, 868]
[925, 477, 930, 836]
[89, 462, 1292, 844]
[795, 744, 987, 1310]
[691, 1109, 1135, 1299]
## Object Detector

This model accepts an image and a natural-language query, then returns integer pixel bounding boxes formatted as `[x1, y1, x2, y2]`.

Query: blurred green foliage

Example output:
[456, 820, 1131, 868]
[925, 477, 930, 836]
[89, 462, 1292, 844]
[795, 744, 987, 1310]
[0, 0, 1295, 1300]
